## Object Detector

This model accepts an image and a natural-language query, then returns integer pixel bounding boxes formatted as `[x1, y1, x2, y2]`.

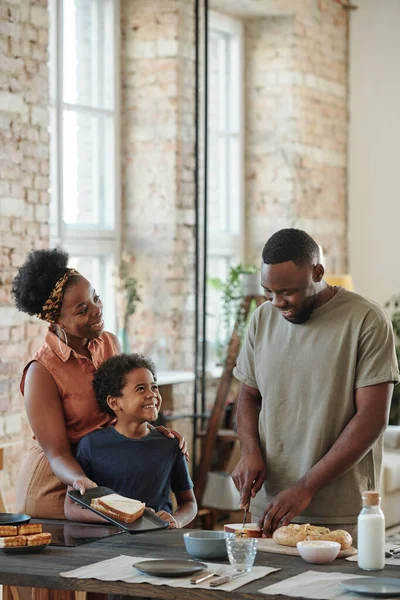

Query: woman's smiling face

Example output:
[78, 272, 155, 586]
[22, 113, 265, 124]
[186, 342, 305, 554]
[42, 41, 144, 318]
[58, 276, 104, 340]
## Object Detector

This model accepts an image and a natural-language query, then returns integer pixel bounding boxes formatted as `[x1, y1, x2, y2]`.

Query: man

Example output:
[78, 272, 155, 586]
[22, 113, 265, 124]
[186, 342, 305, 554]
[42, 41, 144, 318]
[232, 228, 399, 537]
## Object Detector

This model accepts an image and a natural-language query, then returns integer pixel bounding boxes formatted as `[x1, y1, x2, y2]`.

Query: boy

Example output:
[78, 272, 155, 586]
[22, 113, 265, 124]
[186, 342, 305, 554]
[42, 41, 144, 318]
[64, 353, 197, 528]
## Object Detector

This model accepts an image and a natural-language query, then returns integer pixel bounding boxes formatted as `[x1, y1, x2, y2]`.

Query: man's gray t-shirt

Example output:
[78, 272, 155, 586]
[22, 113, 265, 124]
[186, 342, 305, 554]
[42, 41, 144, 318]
[233, 288, 400, 524]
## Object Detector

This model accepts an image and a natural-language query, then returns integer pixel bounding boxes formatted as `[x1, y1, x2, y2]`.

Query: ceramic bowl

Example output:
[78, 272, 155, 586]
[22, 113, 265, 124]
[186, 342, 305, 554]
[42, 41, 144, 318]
[183, 531, 228, 559]
[296, 540, 341, 564]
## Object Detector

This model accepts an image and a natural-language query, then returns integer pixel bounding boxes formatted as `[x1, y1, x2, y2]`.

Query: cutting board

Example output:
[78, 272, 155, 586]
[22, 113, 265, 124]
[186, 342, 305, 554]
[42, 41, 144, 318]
[257, 537, 357, 559]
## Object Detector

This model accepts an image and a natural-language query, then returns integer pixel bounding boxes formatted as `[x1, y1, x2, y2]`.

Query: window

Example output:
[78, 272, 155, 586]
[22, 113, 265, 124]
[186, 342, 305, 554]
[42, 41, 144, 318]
[207, 12, 244, 363]
[49, 0, 120, 331]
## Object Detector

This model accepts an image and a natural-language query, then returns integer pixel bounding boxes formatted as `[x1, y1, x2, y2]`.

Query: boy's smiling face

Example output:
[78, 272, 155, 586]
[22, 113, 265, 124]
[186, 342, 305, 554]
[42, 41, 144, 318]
[107, 367, 161, 423]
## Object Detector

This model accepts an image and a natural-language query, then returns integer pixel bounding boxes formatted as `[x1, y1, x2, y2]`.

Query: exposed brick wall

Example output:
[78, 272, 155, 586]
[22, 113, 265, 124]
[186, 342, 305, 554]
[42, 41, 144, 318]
[245, 0, 348, 272]
[121, 0, 195, 372]
[0, 0, 49, 508]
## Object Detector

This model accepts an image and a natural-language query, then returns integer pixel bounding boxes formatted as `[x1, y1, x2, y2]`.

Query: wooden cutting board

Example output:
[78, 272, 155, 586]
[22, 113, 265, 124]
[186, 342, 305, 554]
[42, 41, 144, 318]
[257, 537, 357, 559]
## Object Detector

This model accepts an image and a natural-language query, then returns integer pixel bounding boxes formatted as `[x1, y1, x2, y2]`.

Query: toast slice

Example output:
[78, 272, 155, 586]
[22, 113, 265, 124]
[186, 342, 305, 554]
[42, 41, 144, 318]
[25, 532, 52, 546]
[93, 494, 145, 523]
[0, 535, 26, 548]
[224, 523, 261, 538]
[0, 525, 18, 537]
[18, 523, 43, 535]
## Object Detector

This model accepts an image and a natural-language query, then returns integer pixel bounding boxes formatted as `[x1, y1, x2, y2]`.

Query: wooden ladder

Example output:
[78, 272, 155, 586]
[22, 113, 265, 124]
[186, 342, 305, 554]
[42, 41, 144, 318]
[195, 294, 265, 507]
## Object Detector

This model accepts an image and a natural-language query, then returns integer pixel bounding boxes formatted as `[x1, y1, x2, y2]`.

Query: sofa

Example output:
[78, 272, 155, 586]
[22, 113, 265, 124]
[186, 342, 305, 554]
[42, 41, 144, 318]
[381, 425, 400, 529]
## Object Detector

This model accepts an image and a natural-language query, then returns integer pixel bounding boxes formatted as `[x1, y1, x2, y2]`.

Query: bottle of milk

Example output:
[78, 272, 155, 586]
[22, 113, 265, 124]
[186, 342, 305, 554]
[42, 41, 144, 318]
[357, 490, 385, 570]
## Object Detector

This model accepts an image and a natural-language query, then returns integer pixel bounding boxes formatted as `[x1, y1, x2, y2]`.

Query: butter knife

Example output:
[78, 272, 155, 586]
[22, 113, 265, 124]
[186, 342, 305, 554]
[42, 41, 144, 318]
[191, 571, 215, 584]
[209, 571, 248, 588]
[191, 565, 229, 584]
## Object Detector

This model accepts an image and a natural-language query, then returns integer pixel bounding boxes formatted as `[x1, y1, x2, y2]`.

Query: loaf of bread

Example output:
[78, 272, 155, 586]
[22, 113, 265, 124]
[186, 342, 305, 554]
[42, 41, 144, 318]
[272, 524, 330, 547]
[306, 529, 352, 550]
[273, 524, 352, 550]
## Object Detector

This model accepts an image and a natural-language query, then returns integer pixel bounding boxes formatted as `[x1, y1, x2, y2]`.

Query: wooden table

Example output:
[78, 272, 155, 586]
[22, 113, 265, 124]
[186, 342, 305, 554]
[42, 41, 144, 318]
[0, 521, 399, 600]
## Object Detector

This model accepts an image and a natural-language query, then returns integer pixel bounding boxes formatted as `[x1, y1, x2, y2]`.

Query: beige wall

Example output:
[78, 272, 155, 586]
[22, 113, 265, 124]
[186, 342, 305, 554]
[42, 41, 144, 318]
[348, 0, 400, 305]
[245, 0, 349, 272]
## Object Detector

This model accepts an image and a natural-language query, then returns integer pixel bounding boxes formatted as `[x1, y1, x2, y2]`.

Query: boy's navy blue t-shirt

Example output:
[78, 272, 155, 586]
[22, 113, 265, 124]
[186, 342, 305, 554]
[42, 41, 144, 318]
[76, 427, 193, 514]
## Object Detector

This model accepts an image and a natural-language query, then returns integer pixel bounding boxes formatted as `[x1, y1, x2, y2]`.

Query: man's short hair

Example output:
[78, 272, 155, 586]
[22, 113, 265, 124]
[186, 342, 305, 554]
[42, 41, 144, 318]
[262, 229, 320, 266]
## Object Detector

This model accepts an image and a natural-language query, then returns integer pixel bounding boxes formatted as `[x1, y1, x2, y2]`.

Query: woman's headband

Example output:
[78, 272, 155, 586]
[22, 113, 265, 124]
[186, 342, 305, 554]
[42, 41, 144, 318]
[37, 268, 80, 323]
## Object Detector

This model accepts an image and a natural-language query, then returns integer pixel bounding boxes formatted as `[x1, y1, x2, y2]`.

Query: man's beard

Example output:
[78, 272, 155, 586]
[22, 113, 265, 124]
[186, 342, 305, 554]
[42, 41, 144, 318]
[282, 299, 316, 324]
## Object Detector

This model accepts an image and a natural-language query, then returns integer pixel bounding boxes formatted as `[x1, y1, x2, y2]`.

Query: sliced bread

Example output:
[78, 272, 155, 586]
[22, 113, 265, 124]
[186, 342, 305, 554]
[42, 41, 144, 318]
[224, 523, 261, 538]
[92, 494, 145, 523]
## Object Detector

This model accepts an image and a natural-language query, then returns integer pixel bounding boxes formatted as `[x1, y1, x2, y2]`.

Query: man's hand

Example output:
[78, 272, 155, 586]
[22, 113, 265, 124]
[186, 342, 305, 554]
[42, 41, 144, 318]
[257, 482, 315, 537]
[232, 452, 267, 509]
[156, 510, 180, 529]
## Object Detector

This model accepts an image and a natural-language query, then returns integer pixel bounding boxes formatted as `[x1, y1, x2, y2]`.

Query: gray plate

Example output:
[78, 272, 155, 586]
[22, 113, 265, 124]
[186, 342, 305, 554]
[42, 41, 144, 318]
[0, 544, 49, 555]
[68, 486, 169, 534]
[340, 578, 400, 598]
[134, 559, 207, 577]
[0, 513, 31, 526]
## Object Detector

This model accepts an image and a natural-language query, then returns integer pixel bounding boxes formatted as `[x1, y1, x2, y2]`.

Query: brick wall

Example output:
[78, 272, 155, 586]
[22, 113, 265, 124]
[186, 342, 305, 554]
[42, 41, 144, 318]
[245, 0, 348, 272]
[0, 0, 49, 508]
[121, 0, 196, 374]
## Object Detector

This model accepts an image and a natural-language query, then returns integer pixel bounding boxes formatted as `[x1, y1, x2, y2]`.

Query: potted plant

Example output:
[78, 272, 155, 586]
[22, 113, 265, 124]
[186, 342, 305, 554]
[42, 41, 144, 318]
[208, 264, 260, 365]
[384, 294, 400, 424]
[115, 253, 141, 353]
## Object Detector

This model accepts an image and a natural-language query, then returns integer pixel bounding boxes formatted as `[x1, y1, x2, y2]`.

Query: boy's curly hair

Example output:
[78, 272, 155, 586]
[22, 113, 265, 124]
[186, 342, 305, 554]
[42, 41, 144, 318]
[93, 353, 157, 417]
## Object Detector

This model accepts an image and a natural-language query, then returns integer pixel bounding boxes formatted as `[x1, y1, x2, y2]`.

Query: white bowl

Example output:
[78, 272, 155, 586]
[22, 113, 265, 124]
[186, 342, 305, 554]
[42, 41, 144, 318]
[296, 540, 341, 564]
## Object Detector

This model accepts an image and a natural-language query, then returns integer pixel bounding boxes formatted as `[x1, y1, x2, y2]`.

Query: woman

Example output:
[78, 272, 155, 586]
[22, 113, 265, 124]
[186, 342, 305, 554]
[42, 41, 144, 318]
[12, 248, 187, 519]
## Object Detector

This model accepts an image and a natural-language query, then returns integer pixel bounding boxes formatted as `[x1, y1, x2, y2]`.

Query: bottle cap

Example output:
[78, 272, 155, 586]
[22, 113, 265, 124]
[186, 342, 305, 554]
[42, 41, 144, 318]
[362, 490, 380, 506]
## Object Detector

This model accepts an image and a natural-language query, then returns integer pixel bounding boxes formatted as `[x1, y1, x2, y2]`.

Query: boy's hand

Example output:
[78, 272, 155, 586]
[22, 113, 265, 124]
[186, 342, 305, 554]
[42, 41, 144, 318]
[156, 510, 180, 528]
[72, 477, 97, 495]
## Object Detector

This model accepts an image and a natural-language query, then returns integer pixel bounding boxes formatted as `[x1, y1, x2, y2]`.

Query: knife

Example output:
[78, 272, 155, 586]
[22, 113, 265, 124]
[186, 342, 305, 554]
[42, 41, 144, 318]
[209, 571, 248, 587]
[240, 503, 248, 535]
[190, 571, 216, 584]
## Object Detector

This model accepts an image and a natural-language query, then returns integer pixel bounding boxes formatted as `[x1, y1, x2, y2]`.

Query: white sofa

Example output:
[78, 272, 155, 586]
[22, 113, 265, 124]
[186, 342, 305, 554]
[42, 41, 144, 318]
[381, 425, 400, 529]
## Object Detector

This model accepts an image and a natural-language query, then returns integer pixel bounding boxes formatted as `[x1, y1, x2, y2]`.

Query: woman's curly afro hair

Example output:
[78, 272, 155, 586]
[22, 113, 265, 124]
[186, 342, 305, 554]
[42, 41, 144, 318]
[93, 353, 158, 417]
[12, 248, 72, 316]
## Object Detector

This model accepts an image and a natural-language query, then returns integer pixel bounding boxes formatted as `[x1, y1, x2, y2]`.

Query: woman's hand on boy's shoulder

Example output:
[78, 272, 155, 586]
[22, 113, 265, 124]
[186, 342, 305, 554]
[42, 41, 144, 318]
[150, 425, 190, 461]
[156, 510, 180, 529]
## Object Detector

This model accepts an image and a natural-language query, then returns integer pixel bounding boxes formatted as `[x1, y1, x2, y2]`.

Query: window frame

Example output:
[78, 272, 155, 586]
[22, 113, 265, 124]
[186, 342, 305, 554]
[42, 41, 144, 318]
[208, 10, 245, 261]
[49, 0, 121, 330]
[206, 11, 245, 363]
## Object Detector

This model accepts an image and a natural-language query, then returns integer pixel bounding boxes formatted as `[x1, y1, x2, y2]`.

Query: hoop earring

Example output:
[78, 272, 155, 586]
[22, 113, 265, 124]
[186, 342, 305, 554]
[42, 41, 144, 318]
[57, 326, 68, 355]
